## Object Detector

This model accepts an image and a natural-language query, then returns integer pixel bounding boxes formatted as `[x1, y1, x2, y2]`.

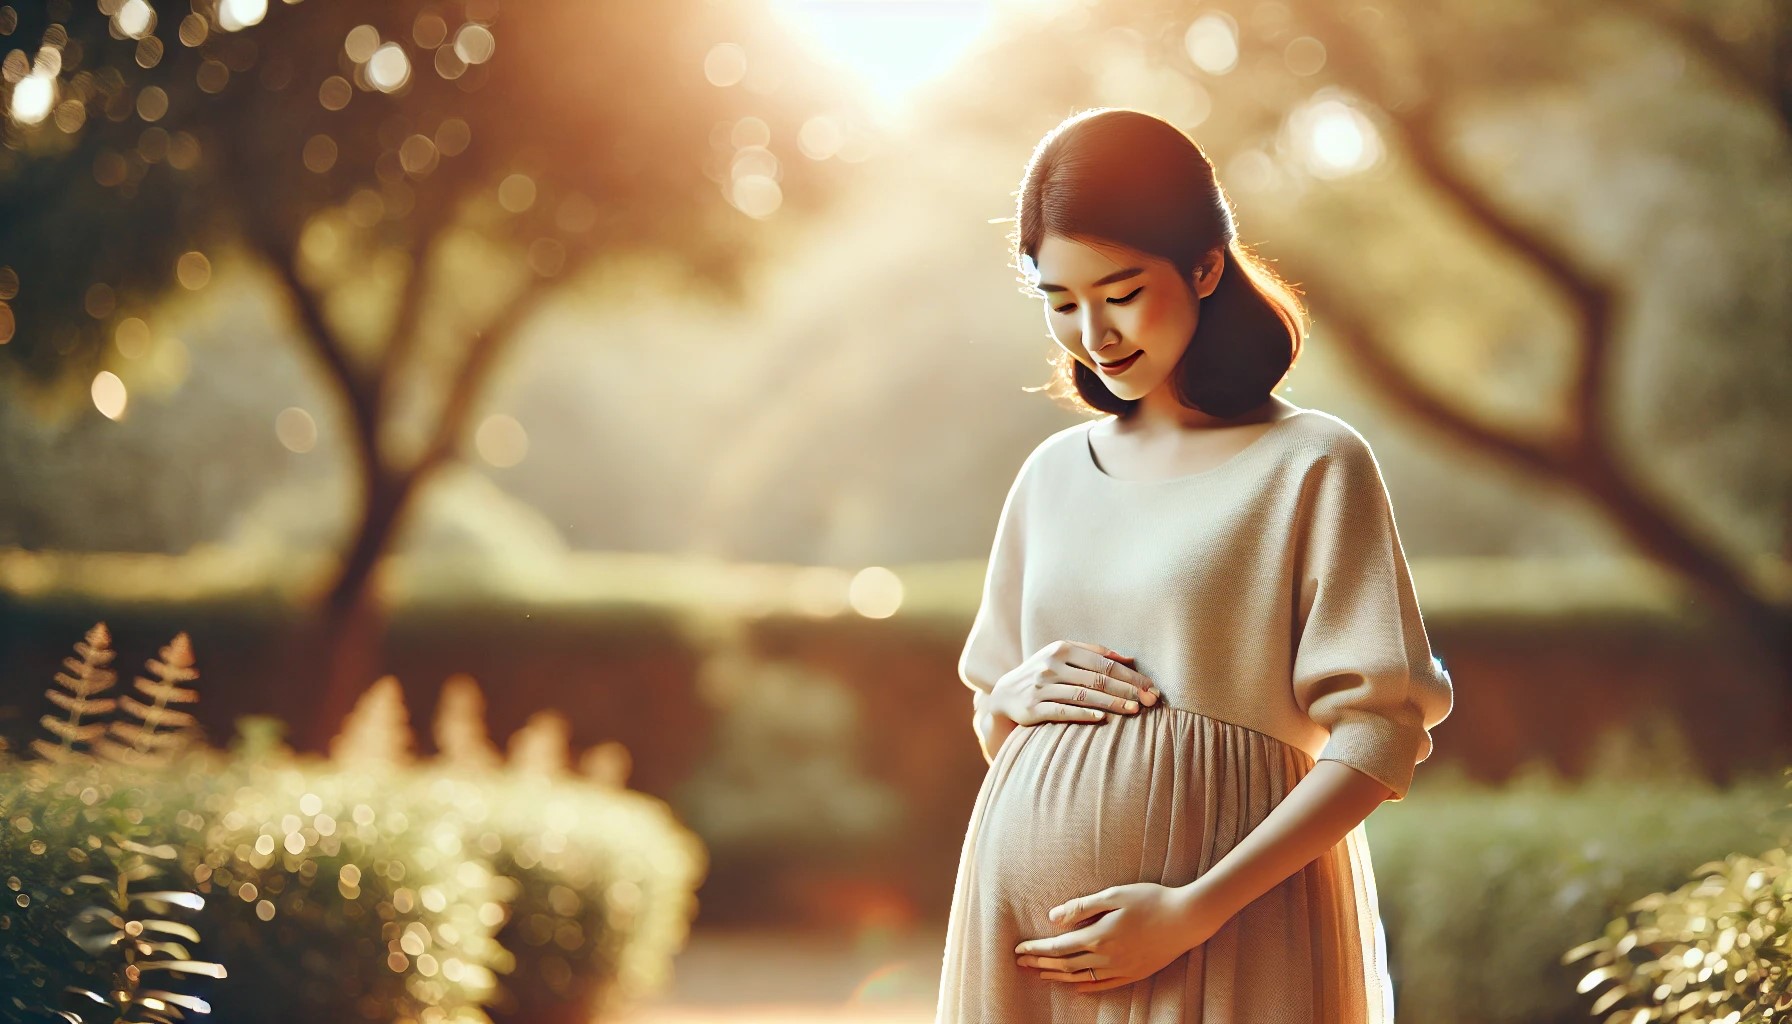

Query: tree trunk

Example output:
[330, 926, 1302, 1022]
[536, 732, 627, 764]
[301, 472, 427, 750]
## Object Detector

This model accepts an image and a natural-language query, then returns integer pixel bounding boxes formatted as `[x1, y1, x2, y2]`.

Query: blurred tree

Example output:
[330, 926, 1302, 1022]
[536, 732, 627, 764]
[0, 0, 857, 744]
[1095, 0, 1792, 686]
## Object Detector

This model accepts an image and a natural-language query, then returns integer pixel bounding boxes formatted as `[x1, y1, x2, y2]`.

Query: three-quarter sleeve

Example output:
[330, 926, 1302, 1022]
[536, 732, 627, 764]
[958, 461, 1030, 700]
[1291, 434, 1455, 802]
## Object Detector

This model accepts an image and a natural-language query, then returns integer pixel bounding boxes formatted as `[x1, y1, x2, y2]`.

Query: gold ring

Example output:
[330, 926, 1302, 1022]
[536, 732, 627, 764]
[1085, 967, 1097, 982]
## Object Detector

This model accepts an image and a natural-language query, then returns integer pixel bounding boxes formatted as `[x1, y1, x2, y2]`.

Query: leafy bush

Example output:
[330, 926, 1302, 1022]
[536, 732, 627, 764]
[1562, 768, 1792, 1021]
[0, 623, 705, 1024]
[1369, 724, 1792, 1024]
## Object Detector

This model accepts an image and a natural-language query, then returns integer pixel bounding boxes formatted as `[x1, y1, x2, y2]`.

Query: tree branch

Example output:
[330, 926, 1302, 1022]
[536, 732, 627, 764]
[1305, 299, 1575, 477]
[241, 215, 384, 475]
[417, 237, 604, 474]
[1395, 102, 1620, 448]
[1601, 0, 1792, 133]
[374, 205, 450, 412]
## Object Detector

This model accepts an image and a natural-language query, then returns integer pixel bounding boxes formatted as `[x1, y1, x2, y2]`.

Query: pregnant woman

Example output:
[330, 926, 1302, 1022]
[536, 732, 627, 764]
[936, 107, 1456, 1023]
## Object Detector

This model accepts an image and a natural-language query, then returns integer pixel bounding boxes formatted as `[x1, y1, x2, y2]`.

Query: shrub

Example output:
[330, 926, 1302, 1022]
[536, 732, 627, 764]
[1369, 727, 1792, 1024]
[0, 623, 705, 1024]
[1562, 768, 1792, 1021]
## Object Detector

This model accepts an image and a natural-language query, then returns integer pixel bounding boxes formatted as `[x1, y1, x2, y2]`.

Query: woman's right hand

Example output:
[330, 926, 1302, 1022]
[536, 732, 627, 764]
[987, 640, 1160, 726]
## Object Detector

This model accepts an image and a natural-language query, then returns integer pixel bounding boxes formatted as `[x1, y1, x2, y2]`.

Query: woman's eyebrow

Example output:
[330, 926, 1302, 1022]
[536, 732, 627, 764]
[1037, 266, 1144, 293]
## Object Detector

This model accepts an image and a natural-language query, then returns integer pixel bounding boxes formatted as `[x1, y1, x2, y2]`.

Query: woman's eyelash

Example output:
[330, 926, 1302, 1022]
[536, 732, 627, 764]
[1052, 287, 1144, 314]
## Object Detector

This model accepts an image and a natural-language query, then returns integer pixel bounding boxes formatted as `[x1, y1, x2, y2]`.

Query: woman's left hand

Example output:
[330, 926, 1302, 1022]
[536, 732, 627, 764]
[1014, 882, 1229, 992]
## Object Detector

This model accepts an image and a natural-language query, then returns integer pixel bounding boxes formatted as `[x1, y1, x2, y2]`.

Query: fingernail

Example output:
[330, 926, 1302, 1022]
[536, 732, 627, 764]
[1123, 700, 1137, 711]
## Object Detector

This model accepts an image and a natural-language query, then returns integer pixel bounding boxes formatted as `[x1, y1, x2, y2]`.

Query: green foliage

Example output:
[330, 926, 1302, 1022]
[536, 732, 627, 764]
[1369, 738, 1792, 1024]
[1561, 767, 1792, 1021]
[3, 622, 222, 1024]
[1, 624, 706, 1023]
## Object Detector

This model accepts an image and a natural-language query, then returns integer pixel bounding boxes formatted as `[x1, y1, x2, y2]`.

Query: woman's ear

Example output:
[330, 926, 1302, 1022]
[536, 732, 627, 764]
[1191, 249, 1224, 299]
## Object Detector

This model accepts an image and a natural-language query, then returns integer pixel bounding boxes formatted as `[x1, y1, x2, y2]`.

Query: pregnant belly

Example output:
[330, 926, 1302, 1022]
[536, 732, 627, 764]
[969, 706, 1311, 939]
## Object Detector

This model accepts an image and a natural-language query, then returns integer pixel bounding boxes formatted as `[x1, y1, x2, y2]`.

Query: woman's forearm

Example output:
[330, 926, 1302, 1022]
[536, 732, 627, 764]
[971, 693, 1018, 765]
[1173, 759, 1392, 922]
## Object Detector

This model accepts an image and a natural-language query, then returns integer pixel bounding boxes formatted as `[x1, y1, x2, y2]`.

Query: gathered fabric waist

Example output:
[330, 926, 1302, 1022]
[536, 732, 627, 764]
[1044, 699, 1321, 767]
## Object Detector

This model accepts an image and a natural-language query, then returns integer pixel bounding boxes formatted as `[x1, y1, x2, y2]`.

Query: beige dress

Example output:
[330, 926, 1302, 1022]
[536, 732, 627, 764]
[937, 410, 1455, 1023]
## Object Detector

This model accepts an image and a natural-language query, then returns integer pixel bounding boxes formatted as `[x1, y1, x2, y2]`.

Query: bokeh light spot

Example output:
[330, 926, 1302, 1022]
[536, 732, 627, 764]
[1284, 36, 1327, 76]
[453, 24, 495, 64]
[302, 133, 337, 173]
[116, 0, 154, 39]
[274, 407, 317, 453]
[798, 115, 844, 160]
[400, 133, 439, 176]
[344, 25, 381, 64]
[497, 173, 535, 213]
[135, 85, 168, 122]
[176, 251, 211, 290]
[434, 117, 471, 156]
[731, 145, 779, 183]
[218, 0, 267, 32]
[704, 42, 746, 87]
[318, 75, 352, 111]
[169, 131, 201, 169]
[179, 13, 209, 47]
[730, 174, 782, 218]
[475, 414, 528, 467]
[84, 283, 116, 319]
[52, 97, 85, 132]
[848, 566, 903, 619]
[91, 371, 128, 420]
[9, 72, 53, 125]
[527, 237, 564, 277]
[730, 116, 770, 150]
[1184, 13, 1238, 75]
[134, 36, 163, 70]
[368, 43, 411, 92]
[434, 43, 468, 80]
[413, 13, 448, 49]
[1291, 96, 1382, 178]
[115, 317, 152, 359]
[196, 59, 230, 94]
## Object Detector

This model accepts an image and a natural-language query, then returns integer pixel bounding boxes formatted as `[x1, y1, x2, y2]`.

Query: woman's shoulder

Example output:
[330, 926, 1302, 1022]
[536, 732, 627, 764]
[1014, 419, 1098, 477]
[1280, 406, 1377, 463]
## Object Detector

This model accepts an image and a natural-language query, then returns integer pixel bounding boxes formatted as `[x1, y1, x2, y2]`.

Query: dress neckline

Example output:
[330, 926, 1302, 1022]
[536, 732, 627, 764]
[1080, 410, 1312, 484]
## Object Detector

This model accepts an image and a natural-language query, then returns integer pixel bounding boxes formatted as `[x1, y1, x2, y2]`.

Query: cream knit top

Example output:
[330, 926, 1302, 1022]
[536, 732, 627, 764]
[958, 408, 1455, 801]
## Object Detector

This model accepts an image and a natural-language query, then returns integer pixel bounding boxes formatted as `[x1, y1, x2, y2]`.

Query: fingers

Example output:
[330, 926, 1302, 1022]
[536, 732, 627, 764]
[1053, 681, 1137, 715]
[1018, 953, 1100, 973]
[1066, 644, 1159, 706]
[1075, 649, 1161, 706]
[1070, 663, 1155, 710]
[1028, 641, 1163, 726]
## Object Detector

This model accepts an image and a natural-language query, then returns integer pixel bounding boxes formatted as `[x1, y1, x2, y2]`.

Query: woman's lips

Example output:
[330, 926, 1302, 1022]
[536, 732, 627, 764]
[1097, 351, 1142, 375]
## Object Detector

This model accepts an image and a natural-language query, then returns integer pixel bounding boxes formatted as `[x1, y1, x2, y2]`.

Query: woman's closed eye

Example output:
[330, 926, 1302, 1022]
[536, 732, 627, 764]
[1052, 286, 1144, 315]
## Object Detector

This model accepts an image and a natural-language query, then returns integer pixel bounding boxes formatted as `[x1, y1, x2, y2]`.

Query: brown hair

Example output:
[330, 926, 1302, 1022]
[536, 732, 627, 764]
[1010, 107, 1307, 419]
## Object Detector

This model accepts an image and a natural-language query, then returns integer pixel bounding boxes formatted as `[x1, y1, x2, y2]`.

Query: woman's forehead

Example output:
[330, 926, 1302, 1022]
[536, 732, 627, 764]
[1028, 234, 1154, 288]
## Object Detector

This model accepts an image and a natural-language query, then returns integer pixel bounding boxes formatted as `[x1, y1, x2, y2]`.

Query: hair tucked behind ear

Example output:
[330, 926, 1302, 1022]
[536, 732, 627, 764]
[1012, 107, 1307, 420]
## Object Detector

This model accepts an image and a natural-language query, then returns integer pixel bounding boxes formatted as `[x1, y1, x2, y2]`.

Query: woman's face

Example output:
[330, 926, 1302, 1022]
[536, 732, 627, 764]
[1028, 232, 1222, 401]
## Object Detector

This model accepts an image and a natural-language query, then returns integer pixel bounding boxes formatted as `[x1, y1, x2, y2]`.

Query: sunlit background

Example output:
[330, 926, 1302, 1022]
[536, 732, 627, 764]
[2, 0, 1790, 1020]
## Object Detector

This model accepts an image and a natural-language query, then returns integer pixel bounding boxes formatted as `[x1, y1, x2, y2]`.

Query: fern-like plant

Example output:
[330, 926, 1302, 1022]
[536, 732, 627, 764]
[30, 622, 119, 764]
[93, 632, 202, 765]
[5, 622, 226, 1024]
